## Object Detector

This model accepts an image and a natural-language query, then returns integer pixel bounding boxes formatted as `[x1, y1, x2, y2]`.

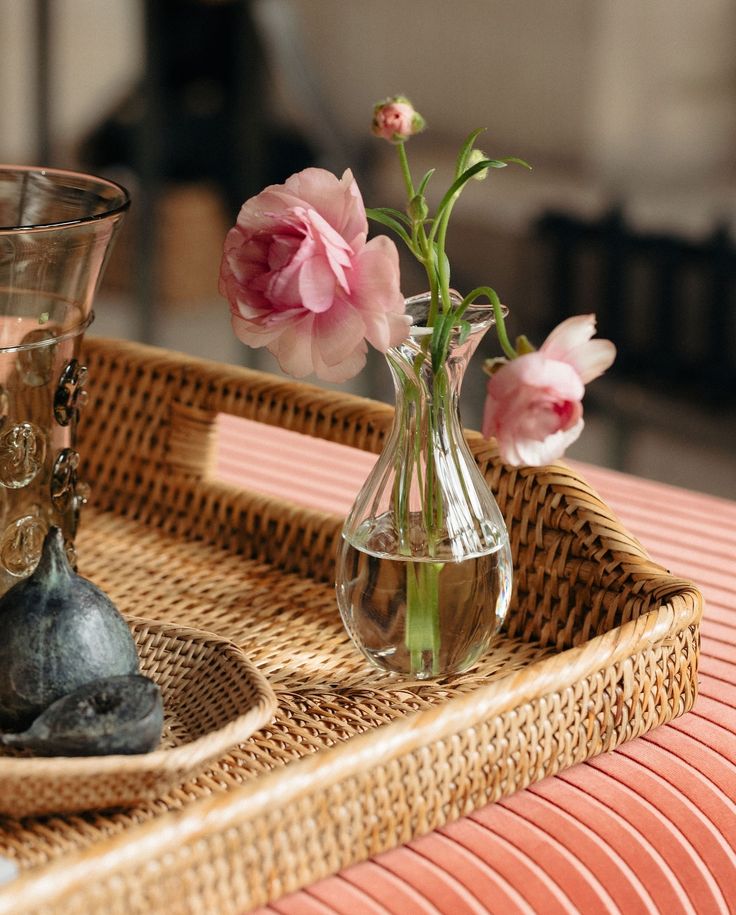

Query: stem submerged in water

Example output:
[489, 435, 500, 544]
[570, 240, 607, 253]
[405, 560, 444, 676]
[401, 361, 452, 677]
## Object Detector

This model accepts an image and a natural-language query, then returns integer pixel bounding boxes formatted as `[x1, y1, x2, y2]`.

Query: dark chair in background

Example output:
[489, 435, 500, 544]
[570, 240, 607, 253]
[537, 208, 736, 471]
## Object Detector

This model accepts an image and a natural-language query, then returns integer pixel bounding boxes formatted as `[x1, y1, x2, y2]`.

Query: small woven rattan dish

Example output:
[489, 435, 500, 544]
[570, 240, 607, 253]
[0, 617, 277, 817]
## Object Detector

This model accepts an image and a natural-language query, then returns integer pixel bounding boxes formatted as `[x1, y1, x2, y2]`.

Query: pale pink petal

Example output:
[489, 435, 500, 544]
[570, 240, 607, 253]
[269, 313, 316, 377]
[313, 298, 366, 366]
[489, 352, 584, 401]
[235, 187, 302, 235]
[304, 208, 353, 292]
[284, 168, 367, 248]
[230, 312, 281, 349]
[267, 233, 302, 271]
[565, 339, 617, 384]
[297, 256, 338, 313]
[508, 419, 584, 466]
[348, 236, 408, 350]
[540, 314, 616, 383]
[312, 341, 367, 383]
[265, 257, 304, 309]
[540, 314, 596, 356]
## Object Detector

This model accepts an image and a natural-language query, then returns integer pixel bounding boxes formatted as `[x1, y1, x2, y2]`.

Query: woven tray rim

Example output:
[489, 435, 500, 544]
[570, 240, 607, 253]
[0, 588, 700, 914]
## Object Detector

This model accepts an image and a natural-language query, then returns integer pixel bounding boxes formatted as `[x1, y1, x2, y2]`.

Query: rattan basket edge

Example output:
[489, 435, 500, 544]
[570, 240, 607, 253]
[0, 590, 699, 915]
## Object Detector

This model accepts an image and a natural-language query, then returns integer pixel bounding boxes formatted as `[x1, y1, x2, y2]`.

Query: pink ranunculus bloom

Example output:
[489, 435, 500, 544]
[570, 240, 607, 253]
[371, 97, 425, 143]
[482, 314, 616, 466]
[219, 168, 410, 382]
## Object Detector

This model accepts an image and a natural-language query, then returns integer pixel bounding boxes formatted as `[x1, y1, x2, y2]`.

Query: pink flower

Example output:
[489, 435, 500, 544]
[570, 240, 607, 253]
[372, 97, 426, 143]
[219, 168, 410, 382]
[482, 315, 616, 466]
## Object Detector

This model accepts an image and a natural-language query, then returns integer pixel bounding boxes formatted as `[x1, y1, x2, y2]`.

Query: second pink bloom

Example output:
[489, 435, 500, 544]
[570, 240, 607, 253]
[482, 314, 616, 466]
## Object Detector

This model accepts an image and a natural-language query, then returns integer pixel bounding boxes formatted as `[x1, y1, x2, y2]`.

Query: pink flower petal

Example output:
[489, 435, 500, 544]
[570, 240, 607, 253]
[269, 313, 316, 377]
[303, 209, 352, 292]
[313, 298, 366, 366]
[566, 339, 617, 384]
[348, 236, 408, 350]
[312, 341, 367, 383]
[230, 312, 281, 348]
[297, 256, 338, 314]
[540, 314, 616, 383]
[506, 419, 584, 466]
[284, 168, 367, 249]
[489, 352, 584, 401]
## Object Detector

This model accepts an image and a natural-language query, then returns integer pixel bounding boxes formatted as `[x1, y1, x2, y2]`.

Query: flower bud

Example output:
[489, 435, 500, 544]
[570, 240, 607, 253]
[482, 356, 509, 377]
[514, 334, 535, 355]
[467, 148, 489, 180]
[407, 194, 429, 222]
[372, 96, 426, 143]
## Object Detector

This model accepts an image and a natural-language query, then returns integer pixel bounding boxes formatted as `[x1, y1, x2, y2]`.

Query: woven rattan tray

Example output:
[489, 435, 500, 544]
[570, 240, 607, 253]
[0, 618, 277, 818]
[0, 338, 702, 915]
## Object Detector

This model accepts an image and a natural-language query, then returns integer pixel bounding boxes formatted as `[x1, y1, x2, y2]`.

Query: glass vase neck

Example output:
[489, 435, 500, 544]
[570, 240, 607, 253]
[386, 290, 495, 419]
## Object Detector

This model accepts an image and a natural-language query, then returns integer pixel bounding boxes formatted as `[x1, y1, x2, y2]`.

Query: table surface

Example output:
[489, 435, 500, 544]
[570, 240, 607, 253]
[214, 416, 736, 915]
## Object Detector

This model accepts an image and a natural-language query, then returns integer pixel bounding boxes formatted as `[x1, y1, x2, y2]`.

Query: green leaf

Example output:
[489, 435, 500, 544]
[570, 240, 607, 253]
[515, 333, 536, 354]
[366, 208, 414, 250]
[439, 250, 451, 289]
[430, 312, 448, 369]
[433, 160, 496, 228]
[457, 319, 472, 345]
[455, 128, 487, 177]
[501, 156, 533, 170]
[416, 169, 436, 198]
[367, 206, 412, 227]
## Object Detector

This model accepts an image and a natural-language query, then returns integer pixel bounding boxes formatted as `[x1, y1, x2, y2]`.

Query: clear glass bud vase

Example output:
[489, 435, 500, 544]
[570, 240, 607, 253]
[336, 293, 512, 679]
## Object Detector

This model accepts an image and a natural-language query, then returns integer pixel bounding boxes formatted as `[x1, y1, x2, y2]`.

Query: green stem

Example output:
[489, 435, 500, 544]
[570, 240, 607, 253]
[459, 286, 517, 360]
[402, 361, 451, 678]
[405, 560, 443, 677]
[435, 212, 452, 314]
[490, 295, 517, 360]
[397, 141, 415, 199]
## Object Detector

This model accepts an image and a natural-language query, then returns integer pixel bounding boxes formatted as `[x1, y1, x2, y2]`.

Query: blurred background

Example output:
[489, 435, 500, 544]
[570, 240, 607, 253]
[1, 0, 734, 496]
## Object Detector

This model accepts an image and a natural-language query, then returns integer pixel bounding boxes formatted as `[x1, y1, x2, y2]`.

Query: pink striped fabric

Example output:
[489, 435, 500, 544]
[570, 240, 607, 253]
[214, 415, 736, 915]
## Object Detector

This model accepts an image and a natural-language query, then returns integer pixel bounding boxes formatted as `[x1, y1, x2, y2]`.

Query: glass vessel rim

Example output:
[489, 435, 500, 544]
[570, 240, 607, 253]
[0, 165, 131, 233]
[402, 291, 508, 338]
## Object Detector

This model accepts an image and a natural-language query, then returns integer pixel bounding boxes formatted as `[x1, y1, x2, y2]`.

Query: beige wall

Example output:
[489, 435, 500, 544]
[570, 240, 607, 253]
[3, 0, 734, 194]
[287, 0, 736, 189]
[289, 0, 594, 164]
[0, 0, 142, 163]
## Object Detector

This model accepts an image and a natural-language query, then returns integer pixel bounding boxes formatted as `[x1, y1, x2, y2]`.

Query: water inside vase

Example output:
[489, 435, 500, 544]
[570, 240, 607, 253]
[337, 512, 512, 679]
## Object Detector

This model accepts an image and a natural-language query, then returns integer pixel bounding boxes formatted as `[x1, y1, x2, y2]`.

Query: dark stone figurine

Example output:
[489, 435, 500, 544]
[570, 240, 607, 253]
[0, 527, 140, 731]
[0, 675, 164, 757]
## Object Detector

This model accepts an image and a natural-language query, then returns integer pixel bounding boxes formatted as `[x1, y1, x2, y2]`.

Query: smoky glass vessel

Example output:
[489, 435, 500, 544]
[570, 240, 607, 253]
[0, 166, 129, 591]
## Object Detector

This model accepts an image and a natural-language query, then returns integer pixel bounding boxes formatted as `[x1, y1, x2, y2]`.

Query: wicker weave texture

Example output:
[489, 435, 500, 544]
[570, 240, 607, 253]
[0, 338, 702, 915]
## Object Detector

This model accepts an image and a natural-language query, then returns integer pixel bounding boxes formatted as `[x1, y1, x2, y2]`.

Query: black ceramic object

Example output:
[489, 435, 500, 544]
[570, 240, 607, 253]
[0, 674, 164, 756]
[0, 527, 139, 730]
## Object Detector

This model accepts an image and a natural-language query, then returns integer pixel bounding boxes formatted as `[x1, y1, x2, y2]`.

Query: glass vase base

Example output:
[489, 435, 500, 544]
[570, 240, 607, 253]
[337, 529, 511, 680]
